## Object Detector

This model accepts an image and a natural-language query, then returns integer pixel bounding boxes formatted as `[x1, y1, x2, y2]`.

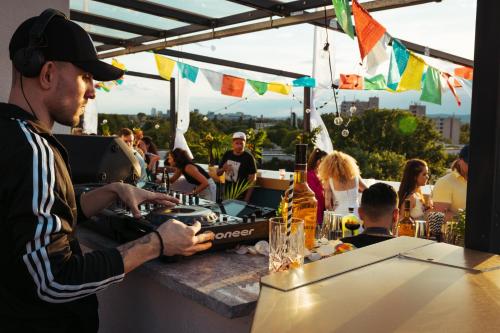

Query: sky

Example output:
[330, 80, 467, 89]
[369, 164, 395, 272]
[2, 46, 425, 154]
[90, 0, 477, 119]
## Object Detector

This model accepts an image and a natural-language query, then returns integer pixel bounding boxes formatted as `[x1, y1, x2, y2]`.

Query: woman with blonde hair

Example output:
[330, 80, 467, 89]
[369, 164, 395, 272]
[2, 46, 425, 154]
[318, 151, 367, 216]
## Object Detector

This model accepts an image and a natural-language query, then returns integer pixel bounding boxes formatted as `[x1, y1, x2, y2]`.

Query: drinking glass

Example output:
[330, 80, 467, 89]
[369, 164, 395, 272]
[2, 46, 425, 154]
[269, 217, 304, 273]
[279, 169, 286, 180]
[322, 211, 343, 240]
[415, 220, 429, 239]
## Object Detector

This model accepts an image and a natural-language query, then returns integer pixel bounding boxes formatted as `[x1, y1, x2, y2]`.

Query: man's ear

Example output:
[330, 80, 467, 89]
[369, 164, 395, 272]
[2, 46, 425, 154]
[393, 208, 399, 224]
[39, 61, 56, 90]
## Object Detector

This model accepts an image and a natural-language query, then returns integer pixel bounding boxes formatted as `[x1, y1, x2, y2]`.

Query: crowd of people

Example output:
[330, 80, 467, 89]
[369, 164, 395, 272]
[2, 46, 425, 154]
[307, 145, 469, 248]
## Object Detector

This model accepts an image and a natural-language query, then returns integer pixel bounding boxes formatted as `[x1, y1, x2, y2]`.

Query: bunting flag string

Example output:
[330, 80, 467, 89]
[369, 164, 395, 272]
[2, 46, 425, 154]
[352, 0, 386, 60]
[420, 66, 442, 105]
[331, 0, 355, 39]
[95, 58, 126, 92]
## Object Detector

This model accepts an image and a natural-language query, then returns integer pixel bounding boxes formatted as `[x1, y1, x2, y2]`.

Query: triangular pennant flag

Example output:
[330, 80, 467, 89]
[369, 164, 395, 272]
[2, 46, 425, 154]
[364, 74, 387, 90]
[247, 79, 268, 95]
[221, 75, 245, 97]
[364, 33, 390, 76]
[332, 0, 355, 39]
[397, 53, 425, 91]
[393, 39, 409, 75]
[339, 74, 364, 90]
[454, 66, 473, 80]
[154, 54, 175, 80]
[292, 76, 316, 88]
[112, 58, 126, 71]
[441, 72, 462, 107]
[352, 0, 386, 60]
[177, 62, 199, 83]
[387, 48, 401, 90]
[420, 66, 442, 105]
[268, 82, 291, 95]
[201, 69, 223, 91]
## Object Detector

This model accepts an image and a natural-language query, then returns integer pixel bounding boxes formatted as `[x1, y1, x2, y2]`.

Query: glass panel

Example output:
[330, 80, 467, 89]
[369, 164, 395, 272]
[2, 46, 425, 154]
[70, 0, 187, 30]
[148, 0, 254, 18]
[75, 22, 139, 39]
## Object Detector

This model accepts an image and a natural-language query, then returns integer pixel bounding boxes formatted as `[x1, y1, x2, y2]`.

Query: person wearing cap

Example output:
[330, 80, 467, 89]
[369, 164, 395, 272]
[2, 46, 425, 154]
[1, 9, 213, 332]
[216, 131, 257, 202]
[432, 144, 469, 221]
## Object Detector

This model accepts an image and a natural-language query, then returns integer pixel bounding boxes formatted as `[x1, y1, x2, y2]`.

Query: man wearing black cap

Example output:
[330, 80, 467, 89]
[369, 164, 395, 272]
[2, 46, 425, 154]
[432, 144, 469, 221]
[1, 9, 213, 332]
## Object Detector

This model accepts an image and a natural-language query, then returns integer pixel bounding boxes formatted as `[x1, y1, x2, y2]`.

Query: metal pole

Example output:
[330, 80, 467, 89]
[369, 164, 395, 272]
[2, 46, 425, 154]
[169, 77, 176, 151]
[303, 87, 311, 133]
[465, 1, 500, 253]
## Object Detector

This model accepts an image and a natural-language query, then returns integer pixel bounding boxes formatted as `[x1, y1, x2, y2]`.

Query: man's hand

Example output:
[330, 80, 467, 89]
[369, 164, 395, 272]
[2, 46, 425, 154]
[222, 162, 233, 173]
[80, 182, 179, 218]
[158, 220, 214, 256]
[115, 183, 179, 218]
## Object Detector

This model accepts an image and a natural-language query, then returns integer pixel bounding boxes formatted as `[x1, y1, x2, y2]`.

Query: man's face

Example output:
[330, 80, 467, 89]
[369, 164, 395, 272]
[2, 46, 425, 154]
[46, 62, 95, 127]
[232, 138, 245, 154]
[121, 134, 134, 148]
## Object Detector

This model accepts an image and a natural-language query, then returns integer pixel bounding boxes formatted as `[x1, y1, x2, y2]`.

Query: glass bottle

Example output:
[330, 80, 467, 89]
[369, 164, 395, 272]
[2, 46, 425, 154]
[282, 144, 318, 250]
[342, 207, 361, 237]
[397, 199, 416, 237]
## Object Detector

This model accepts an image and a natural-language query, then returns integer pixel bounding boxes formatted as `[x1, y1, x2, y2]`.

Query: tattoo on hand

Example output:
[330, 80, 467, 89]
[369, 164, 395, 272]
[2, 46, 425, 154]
[117, 233, 153, 258]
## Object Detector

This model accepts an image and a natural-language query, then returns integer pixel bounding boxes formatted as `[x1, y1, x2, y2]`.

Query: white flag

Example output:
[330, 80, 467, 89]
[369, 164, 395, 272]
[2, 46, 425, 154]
[201, 68, 223, 92]
[174, 76, 194, 159]
[83, 98, 98, 134]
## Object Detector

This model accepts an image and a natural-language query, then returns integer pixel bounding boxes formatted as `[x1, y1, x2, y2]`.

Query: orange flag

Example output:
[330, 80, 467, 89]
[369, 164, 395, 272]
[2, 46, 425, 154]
[442, 72, 462, 107]
[221, 75, 245, 97]
[352, 0, 386, 60]
[339, 74, 364, 90]
[454, 66, 473, 80]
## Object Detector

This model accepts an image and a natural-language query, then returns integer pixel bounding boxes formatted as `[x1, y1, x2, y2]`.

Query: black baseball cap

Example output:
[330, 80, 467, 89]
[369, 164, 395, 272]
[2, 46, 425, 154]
[9, 12, 124, 81]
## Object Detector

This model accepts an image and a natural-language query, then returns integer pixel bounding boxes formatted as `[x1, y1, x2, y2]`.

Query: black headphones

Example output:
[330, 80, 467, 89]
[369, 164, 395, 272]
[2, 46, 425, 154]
[13, 9, 67, 77]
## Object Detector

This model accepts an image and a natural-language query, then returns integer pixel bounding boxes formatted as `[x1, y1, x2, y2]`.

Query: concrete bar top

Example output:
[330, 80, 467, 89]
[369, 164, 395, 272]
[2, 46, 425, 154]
[76, 226, 268, 319]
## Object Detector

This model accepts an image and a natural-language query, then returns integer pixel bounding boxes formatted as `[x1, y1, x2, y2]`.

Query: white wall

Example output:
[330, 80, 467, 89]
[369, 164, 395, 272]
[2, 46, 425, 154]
[0, 0, 69, 101]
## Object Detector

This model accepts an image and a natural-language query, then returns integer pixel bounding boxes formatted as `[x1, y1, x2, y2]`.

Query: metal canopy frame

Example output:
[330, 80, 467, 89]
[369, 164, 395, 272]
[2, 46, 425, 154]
[72, 0, 472, 67]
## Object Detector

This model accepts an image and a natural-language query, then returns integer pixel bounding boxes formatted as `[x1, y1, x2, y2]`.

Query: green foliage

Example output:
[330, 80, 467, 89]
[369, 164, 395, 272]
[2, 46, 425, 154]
[245, 128, 267, 161]
[460, 123, 470, 144]
[224, 179, 253, 200]
[323, 109, 447, 180]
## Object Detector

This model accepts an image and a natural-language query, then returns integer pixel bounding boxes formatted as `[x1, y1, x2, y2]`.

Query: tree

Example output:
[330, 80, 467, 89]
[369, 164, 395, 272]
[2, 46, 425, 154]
[323, 109, 447, 180]
[460, 123, 470, 144]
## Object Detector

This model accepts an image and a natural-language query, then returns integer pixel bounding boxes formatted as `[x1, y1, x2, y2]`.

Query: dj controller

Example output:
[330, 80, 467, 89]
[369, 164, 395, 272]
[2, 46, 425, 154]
[81, 187, 276, 251]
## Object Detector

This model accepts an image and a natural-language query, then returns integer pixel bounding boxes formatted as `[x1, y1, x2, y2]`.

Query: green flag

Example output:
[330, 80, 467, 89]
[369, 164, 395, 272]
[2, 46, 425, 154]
[332, 0, 354, 39]
[247, 79, 268, 95]
[364, 74, 387, 90]
[420, 66, 442, 105]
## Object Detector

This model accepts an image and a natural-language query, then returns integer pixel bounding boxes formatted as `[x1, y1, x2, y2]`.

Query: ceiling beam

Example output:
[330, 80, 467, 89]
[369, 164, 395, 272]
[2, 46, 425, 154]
[92, 0, 214, 26]
[99, 0, 467, 67]
[155, 48, 307, 78]
[71, 10, 165, 37]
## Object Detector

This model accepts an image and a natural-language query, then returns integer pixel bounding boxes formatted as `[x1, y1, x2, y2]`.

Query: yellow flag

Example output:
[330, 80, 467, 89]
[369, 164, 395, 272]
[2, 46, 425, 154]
[397, 53, 425, 92]
[154, 54, 175, 80]
[268, 82, 291, 95]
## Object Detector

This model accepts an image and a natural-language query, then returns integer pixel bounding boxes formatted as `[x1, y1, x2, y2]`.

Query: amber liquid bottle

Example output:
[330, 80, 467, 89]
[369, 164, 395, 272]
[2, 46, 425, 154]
[283, 144, 318, 250]
[397, 199, 416, 237]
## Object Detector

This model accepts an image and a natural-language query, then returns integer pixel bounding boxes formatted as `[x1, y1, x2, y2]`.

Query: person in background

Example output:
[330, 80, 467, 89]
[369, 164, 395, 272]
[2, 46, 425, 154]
[119, 128, 148, 186]
[137, 136, 161, 181]
[307, 148, 327, 224]
[432, 144, 469, 221]
[397, 159, 432, 219]
[1, 9, 213, 332]
[168, 148, 217, 201]
[318, 150, 367, 216]
[216, 132, 257, 202]
[133, 128, 144, 147]
[341, 183, 398, 248]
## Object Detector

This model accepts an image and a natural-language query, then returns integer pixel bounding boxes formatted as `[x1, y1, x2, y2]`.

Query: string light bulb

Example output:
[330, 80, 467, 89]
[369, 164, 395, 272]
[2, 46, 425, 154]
[341, 128, 350, 137]
[349, 105, 357, 114]
[154, 124, 160, 130]
[334, 115, 343, 126]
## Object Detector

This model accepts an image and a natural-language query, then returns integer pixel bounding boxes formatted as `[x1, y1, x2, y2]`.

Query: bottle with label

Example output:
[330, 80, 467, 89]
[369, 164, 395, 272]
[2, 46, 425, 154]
[342, 207, 361, 237]
[282, 144, 318, 250]
[397, 199, 416, 237]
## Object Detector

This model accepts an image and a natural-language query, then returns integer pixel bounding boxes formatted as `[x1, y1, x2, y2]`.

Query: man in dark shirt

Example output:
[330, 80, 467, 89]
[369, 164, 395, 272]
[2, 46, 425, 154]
[217, 132, 257, 202]
[1, 9, 213, 332]
[341, 183, 398, 248]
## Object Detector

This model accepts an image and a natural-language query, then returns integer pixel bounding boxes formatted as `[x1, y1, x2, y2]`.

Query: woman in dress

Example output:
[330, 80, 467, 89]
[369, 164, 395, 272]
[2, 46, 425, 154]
[307, 148, 327, 224]
[167, 148, 216, 201]
[398, 159, 432, 219]
[318, 151, 367, 216]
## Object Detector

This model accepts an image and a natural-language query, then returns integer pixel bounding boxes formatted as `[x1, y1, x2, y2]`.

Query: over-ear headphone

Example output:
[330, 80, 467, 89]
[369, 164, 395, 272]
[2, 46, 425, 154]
[13, 9, 67, 77]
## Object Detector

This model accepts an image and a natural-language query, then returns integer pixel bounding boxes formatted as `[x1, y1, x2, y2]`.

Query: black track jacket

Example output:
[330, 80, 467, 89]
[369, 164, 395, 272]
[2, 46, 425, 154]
[0, 103, 125, 333]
